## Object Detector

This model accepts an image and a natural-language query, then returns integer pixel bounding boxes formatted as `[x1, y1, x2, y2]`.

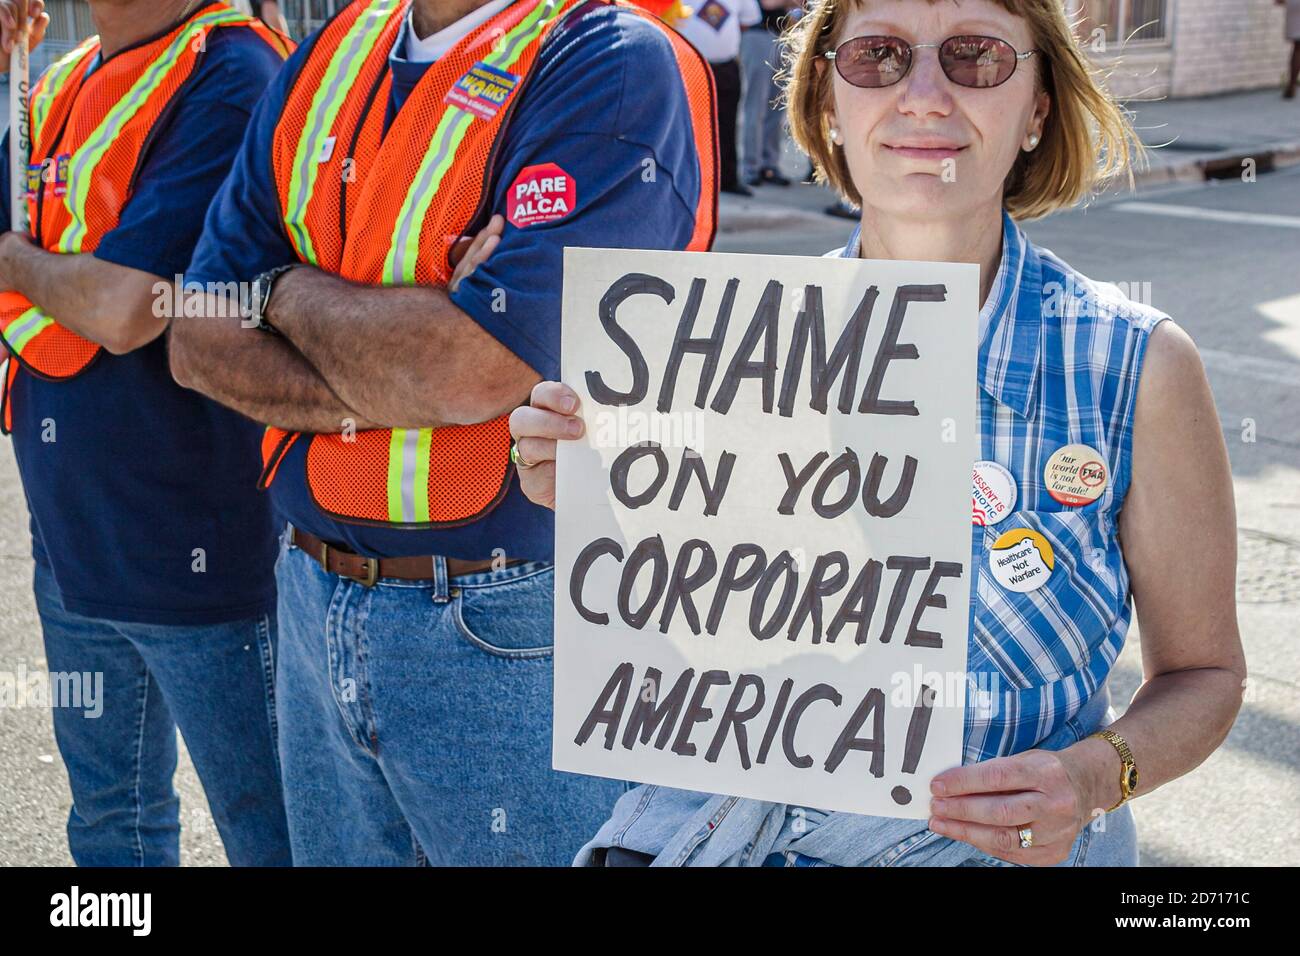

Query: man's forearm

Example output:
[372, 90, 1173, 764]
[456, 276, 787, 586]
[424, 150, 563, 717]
[0, 232, 166, 354]
[266, 265, 535, 428]
[170, 291, 380, 434]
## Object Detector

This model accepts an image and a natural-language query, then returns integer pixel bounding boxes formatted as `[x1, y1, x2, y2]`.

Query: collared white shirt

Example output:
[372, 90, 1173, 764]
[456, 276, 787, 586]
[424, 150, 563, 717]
[403, 0, 514, 63]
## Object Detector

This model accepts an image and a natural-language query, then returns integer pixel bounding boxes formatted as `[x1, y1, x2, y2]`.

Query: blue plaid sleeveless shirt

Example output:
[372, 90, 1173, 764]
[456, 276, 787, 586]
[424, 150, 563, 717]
[837, 210, 1167, 761]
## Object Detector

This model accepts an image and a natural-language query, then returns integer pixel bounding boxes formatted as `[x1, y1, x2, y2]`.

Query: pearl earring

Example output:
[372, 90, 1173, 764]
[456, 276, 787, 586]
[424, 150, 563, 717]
[1027, 133, 1040, 149]
[830, 127, 842, 144]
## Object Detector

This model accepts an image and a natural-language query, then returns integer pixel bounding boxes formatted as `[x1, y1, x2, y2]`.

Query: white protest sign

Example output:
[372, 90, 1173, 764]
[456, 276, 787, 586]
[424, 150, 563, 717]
[554, 247, 979, 818]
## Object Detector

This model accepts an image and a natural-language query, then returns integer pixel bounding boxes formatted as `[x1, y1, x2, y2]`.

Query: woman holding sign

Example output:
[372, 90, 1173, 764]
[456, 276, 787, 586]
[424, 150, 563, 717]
[504, 0, 1246, 867]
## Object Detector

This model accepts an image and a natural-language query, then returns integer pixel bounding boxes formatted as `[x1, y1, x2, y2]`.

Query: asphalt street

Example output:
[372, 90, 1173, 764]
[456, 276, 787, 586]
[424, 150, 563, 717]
[1, 162, 1297, 867]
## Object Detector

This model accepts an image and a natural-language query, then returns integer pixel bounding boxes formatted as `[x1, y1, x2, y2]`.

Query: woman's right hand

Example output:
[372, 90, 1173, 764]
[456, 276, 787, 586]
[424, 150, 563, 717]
[508, 381, 584, 510]
[0, 1, 49, 69]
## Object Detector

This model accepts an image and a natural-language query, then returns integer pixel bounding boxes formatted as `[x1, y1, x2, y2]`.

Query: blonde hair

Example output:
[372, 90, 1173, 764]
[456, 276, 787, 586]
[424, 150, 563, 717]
[780, 0, 1145, 220]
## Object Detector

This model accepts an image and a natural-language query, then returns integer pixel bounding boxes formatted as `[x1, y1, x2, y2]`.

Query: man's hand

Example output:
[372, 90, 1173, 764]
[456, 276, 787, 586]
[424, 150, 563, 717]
[0, 228, 31, 284]
[0, 1, 49, 68]
[448, 214, 504, 294]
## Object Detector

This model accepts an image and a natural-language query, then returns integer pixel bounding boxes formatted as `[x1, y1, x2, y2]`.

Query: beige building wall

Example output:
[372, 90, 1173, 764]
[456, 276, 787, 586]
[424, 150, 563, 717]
[1086, 0, 1292, 99]
[1167, 0, 1292, 96]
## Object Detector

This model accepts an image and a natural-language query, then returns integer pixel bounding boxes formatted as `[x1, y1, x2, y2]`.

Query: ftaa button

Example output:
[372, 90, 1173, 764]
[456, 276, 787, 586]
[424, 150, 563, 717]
[1044, 443, 1108, 507]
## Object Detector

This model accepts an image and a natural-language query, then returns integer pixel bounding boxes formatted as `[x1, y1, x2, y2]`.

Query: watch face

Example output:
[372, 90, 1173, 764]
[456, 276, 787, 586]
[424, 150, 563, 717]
[1125, 767, 1138, 791]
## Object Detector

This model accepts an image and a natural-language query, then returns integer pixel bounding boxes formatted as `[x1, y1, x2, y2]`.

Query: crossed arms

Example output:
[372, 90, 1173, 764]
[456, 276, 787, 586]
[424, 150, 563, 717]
[0, 230, 538, 440]
[0, 233, 168, 355]
[167, 260, 540, 435]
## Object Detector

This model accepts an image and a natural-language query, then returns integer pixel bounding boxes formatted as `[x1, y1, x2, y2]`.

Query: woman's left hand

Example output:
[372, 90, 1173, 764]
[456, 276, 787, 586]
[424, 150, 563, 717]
[927, 745, 1107, 865]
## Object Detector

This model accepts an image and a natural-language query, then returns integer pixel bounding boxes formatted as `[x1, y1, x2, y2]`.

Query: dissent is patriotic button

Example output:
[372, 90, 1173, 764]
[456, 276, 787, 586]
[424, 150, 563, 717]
[972, 460, 1017, 526]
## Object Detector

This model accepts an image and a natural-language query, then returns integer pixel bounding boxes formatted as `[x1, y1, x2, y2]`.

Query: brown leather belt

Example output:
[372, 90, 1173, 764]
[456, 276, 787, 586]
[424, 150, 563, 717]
[289, 527, 524, 587]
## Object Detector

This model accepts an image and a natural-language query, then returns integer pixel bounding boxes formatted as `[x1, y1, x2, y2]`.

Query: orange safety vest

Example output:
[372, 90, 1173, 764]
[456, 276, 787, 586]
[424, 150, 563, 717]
[260, 0, 718, 529]
[0, 3, 292, 429]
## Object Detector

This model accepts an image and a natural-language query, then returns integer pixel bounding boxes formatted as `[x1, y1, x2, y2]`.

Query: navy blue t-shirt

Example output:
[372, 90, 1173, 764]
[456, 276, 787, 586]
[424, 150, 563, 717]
[1, 24, 288, 624]
[187, 2, 705, 562]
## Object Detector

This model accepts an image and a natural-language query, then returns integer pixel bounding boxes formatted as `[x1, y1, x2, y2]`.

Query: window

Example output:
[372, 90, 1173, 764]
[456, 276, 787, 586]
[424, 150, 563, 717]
[1071, 0, 1169, 47]
[20, 0, 93, 74]
[280, 0, 347, 40]
[41, 0, 92, 44]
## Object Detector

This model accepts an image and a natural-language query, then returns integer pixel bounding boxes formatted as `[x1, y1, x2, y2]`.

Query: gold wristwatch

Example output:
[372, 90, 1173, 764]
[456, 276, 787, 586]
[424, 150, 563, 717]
[1090, 729, 1138, 811]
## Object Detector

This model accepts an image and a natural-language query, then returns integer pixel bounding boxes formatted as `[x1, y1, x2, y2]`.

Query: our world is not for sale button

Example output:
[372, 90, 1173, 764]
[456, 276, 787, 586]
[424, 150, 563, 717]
[989, 527, 1055, 593]
[1044, 443, 1108, 507]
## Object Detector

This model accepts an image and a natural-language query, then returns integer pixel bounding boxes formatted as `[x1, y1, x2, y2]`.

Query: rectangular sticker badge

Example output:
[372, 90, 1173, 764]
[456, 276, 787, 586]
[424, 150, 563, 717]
[54, 153, 71, 198]
[443, 61, 521, 122]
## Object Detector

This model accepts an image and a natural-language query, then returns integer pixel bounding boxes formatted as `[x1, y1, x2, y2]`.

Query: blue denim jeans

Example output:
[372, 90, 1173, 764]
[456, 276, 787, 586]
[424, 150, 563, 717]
[758, 690, 1140, 867]
[762, 791, 1138, 867]
[274, 531, 627, 865]
[33, 562, 290, 866]
[740, 27, 784, 179]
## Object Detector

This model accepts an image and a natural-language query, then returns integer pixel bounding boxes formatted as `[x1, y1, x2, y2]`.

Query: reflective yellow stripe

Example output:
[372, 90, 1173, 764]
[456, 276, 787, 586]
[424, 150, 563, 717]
[383, 0, 577, 284]
[29, 37, 99, 146]
[284, 0, 400, 264]
[386, 428, 411, 522]
[412, 427, 432, 523]
[384, 427, 435, 523]
[2, 306, 54, 355]
[57, 7, 245, 253]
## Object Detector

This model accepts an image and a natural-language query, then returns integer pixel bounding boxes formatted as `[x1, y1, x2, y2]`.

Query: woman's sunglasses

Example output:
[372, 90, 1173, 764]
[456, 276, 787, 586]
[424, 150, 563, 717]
[824, 35, 1038, 89]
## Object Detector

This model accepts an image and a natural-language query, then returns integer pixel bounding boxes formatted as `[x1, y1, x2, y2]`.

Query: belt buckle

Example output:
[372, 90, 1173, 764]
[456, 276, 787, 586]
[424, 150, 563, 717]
[351, 557, 380, 588]
[319, 541, 379, 587]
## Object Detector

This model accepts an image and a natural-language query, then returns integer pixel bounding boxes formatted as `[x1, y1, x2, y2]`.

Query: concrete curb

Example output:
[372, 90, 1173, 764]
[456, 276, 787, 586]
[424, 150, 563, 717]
[1132, 140, 1300, 187]
[716, 195, 838, 233]
[717, 140, 1300, 232]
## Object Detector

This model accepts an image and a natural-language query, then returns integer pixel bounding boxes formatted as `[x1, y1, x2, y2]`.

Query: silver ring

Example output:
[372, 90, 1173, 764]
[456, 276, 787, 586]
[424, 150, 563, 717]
[510, 442, 537, 470]
[1018, 826, 1034, 849]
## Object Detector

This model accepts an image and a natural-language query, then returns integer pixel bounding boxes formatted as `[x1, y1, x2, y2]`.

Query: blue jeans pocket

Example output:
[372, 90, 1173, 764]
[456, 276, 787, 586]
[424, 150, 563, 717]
[451, 562, 555, 659]
[959, 825, 1088, 867]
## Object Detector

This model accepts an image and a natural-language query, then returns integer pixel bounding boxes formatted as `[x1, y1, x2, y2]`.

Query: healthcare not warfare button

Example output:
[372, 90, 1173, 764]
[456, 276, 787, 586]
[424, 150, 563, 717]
[989, 528, 1054, 593]
[508, 162, 575, 229]
[1044, 443, 1107, 507]
[972, 459, 1017, 526]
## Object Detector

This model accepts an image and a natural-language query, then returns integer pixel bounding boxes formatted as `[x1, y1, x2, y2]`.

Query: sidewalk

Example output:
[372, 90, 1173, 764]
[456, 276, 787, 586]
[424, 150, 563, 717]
[718, 86, 1300, 239]
[1128, 87, 1300, 185]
